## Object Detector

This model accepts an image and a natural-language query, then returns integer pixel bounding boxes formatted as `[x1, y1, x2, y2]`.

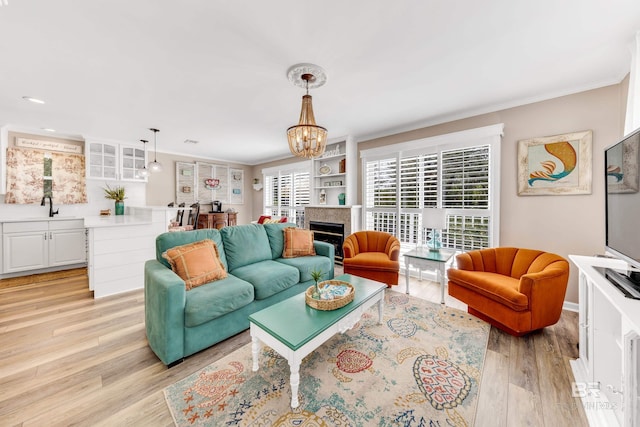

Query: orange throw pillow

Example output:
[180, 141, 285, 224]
[162, 239, 227, 290]
[282, 227, 316, 258]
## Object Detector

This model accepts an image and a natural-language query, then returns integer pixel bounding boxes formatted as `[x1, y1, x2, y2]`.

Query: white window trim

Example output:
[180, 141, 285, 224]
[361, 123, 503, 247]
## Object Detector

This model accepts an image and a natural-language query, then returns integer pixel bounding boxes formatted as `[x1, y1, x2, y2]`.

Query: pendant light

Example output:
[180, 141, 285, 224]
[148, 128, 163, 173]
[137, 139, 150, 178]
[286, 63, 328, 159]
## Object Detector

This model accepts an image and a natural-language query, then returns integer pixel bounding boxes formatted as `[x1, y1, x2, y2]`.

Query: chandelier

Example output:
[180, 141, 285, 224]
[286, 64, 328, 159]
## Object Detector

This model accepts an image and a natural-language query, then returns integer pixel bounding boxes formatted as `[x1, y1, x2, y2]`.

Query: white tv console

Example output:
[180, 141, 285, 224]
[570, 255, 640, 427]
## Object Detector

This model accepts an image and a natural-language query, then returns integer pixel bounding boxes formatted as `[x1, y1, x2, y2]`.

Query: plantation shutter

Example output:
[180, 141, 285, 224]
[361, 123, 502, 253]
[262, 161, 311, 226]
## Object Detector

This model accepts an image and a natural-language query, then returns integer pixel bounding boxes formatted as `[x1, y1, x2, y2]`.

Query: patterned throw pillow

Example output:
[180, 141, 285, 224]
[257, 215, 271, 224]
[282, 227, 316, 258]
[162, 239, 227, 290]
[262, 218, 281, 224]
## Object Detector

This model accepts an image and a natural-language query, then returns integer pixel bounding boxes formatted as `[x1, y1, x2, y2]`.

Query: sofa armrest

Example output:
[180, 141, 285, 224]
[343, 236, 357, 259]
[387, 237, 401, 261]
[518, 264, 569, 328]
[144, 259, 187, 366]
[314, 240, 335, 260]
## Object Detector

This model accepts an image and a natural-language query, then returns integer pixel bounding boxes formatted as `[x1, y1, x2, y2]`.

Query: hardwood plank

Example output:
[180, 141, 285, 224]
[475, 349, 509, 427]
[506, 383, 544, 427]
[508, 332, 541, 394]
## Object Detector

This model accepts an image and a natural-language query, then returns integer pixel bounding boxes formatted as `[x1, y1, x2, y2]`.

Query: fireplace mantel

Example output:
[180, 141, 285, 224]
[304, 205, 362, 237]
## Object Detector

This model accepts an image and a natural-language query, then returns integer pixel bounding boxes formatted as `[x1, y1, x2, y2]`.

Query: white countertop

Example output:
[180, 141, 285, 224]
[83, 215, 153, 228]
[0, 216, 83, 223]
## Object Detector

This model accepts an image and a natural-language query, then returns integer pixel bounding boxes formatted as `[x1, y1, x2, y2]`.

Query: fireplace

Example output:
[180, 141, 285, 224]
[310, 221, 345, 264]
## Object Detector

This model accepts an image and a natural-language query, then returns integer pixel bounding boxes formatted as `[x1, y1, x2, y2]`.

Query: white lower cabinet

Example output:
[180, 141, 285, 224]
[2, 219, 86, 274]
[570, 255, 640, 427]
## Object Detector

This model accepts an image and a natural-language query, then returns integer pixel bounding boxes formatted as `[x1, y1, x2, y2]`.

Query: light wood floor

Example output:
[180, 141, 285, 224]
[0, 269, 588, 426]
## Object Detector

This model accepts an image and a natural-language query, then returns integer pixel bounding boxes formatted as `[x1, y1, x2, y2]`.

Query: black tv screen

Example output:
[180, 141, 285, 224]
[605, 127, 640, 271]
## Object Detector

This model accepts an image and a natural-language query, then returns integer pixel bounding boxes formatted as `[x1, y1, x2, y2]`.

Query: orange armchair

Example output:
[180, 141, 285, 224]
[447, 247, 569, 336]
[342, 231, 401, 286]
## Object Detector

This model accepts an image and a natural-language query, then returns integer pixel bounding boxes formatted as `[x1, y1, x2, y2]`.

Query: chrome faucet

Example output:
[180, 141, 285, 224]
[41, 196, 59, 218]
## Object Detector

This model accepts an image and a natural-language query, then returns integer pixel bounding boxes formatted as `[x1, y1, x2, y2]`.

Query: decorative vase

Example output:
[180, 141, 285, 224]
[313, 281, 320, 299]
[115, 201, 125, 216]
[338, 193, 346, 205]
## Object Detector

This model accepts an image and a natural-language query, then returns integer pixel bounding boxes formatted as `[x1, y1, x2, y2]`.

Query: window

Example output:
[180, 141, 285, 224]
[361, 124, 503, 253]
[263, 161, 310, 227]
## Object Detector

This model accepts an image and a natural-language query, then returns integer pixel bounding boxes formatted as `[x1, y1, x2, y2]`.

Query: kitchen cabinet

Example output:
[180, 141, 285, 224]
[86, 140, 147, 181]
[2, 219, 86, 274]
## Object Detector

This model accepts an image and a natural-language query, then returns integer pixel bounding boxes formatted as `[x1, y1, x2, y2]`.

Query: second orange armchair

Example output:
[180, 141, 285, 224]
[342, 231, 401, 286]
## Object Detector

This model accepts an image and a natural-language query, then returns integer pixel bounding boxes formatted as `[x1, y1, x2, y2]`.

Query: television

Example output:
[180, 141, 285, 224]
[600, 126, 640, 298]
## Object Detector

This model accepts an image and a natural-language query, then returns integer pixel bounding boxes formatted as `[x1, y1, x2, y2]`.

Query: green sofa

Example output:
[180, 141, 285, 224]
[144, 222, 335, 366]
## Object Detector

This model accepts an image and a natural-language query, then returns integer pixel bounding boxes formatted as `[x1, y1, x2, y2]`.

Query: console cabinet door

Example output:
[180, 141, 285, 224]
[3, 231, 48, 273]
[49, 229, 87, 266]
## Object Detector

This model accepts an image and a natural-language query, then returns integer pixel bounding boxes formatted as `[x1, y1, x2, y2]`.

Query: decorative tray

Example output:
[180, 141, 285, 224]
[305, 280, 354, 311]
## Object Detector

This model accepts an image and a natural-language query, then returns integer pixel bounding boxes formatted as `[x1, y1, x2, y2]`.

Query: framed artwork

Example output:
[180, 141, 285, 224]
[517, 130, 592, 196]
[607, 137, 639, 194]
[229, 168, 244, 204]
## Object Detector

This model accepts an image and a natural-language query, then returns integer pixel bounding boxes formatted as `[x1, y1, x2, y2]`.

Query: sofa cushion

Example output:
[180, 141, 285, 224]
[446, 269, 528, 311]
[162, 239, 227, 290]
[276, 255, 333, 282]
[231, 260, 299, 300]
[263, 222, 298, 259]
[282, 227, 316, 258]
[221, 224, 273, 271]
[184, 274, 255, 327]
[156, 229, 227, 270]
[343, 252, 399, 271]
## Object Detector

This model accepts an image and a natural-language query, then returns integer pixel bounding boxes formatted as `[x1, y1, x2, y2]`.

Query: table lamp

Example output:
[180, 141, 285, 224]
[422, 208, 447, 251]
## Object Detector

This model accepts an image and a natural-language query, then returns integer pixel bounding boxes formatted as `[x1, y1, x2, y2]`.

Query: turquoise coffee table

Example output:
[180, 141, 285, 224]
[248, 273, 386, 408]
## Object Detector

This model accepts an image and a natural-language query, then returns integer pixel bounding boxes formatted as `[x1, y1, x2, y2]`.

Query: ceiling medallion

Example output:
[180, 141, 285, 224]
[286, 63, 328, 159]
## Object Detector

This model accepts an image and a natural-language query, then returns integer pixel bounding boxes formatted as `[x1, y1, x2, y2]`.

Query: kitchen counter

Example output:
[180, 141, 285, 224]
[83, 215, 152, 228]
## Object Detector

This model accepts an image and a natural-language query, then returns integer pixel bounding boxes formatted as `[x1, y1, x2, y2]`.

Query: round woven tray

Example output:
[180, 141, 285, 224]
[305, 280, 354, 311]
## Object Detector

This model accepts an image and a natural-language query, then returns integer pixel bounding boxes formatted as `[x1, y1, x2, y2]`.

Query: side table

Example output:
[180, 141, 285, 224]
[403, 248, 455, 304]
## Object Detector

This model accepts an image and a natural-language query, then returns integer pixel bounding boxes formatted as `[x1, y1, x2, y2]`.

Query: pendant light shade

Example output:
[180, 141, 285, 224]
[137, 139, 150, 178]
[148, 128, 163, 173]
[286, 64, 328, 159]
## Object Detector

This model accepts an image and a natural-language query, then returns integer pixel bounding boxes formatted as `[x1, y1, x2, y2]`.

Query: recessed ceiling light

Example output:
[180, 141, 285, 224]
[22, 96, 45, 104]
[41, 128, 56, 132]
[184, 139, 199, 144]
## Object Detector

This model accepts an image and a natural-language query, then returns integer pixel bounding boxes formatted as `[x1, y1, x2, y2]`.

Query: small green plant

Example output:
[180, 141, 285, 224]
[310, 269, 324, 299]
[103, 184, 127, 202]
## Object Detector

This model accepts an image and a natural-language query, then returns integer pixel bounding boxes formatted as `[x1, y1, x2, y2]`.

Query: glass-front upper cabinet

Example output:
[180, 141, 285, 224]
[87, 141, 118, 180]
[86, 140, 147, 181]
[120, 145, 146, 181]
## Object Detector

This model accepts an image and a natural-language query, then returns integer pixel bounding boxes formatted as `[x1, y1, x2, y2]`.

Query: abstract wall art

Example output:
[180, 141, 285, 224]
[517, 130, 592, 195]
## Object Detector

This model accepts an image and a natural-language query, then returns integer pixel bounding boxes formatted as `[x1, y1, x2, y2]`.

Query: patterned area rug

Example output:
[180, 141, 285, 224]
[164, 292, 490, 426]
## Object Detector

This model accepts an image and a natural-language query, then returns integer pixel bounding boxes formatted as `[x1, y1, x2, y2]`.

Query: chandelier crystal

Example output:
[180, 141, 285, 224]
[286, 65, 327, 159]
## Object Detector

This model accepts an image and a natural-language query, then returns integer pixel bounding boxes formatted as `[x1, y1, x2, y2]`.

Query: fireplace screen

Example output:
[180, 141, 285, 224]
[309, 221, 345, 264]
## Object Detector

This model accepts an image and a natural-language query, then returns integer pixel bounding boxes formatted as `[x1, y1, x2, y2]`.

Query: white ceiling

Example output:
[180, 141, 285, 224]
[1, 1, 639, 165]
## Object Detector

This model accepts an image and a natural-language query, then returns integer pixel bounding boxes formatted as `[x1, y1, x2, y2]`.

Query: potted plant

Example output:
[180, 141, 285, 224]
[310, 269, 324, 299]
[103, 184, 127, 215]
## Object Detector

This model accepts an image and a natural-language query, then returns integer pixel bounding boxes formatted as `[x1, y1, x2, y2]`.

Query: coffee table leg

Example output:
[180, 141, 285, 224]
[405, 257, 410, 294]
[289, 359, 301, 408]
[378, 295, 384, 324]
[438, 264, 445, 304]
[251, 336, 261, 372]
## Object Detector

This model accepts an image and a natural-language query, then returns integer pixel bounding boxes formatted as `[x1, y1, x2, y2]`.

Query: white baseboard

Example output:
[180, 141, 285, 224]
[563, 301, 579, 312]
